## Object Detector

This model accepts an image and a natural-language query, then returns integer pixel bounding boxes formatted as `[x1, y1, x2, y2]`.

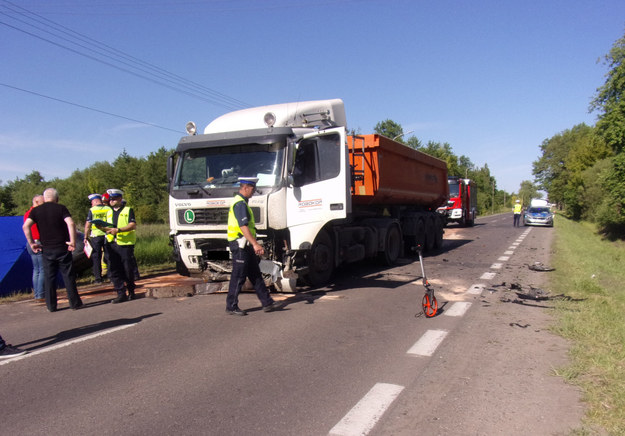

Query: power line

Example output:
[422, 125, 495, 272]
[1, 82, 184, 134]
[0, 0, 251, 110]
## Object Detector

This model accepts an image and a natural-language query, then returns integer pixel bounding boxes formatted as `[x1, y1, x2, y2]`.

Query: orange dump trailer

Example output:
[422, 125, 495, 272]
[348, 134, 448, 209]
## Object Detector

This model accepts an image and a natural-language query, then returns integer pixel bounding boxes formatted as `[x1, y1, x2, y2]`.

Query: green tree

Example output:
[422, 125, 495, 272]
[405, 135, 422, 150]
[589, 31, 625, 235]
[374, 119, 404, 142]
[533, 124, 593, 209]
[595, 153, 625, 237]
[591, 32, 625, 154]
[518, 180, 540, 206]
[471, 164, 495, 214]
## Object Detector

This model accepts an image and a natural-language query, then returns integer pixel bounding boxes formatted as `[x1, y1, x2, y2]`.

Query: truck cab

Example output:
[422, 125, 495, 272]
[168, 99, 349, 289]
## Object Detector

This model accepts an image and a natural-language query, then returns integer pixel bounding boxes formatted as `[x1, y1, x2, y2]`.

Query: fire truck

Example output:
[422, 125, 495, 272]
[437, 177, 477, 226]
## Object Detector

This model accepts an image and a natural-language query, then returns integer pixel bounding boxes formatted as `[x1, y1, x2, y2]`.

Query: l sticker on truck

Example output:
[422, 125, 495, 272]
[184, 209, 195, 223]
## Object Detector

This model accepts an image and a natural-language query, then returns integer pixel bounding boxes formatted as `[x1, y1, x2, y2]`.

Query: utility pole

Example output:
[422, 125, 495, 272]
[492, 182, 495, 215]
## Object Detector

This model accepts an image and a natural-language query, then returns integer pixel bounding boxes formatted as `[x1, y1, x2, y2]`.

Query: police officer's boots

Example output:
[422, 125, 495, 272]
[127, 288, 136, 301]
[111, 289, 128, 304]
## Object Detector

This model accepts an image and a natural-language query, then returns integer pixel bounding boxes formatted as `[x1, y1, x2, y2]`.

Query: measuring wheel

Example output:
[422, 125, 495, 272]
[422, 291, 438, 318]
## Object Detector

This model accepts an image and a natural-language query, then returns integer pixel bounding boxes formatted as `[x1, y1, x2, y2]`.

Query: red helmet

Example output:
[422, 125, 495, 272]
[102, 192, 110, 201]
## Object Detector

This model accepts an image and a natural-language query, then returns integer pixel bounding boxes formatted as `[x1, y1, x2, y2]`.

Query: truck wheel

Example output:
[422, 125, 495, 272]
[466, 211, 475, 227]
[433, 218, 444, 249]
[176, 260, 190, 277]
[379, 224, 402, 266]
[305, 230, 334, 286]
[424, 217, 436, 252]
[415, 218, 426, 248]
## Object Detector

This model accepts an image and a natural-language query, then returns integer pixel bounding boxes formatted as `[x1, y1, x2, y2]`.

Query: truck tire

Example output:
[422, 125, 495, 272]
[434, 217, 444, 249]
[466, 210, 475, 227]
[379, 224, 402, 266]
[415, 218, 426, 248]
[176, 260, 190, 277]
[304, 230, 335, 286]
[424, 216, 436, 252]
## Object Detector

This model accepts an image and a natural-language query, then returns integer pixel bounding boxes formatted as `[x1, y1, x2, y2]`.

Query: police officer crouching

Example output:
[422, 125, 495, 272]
[102, 189, 137, 303]
[226, 177, 282, 316]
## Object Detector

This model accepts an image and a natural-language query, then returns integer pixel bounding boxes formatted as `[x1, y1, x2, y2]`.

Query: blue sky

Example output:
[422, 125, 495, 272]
[1, 0, 624, 194]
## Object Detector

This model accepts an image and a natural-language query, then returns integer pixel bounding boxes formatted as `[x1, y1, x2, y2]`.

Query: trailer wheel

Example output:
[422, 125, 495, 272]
[304, 230, 334, 286]
[379, 224, 402, 266]
[433, 218, 444, 249]
[415, 218, 426, 248]
[424, 217, 436, 252]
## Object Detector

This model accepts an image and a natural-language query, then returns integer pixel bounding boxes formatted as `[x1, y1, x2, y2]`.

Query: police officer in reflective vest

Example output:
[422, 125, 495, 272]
[513, 199, 523, 227]
[103, 189, 137, 303]
[84, 193, 111, 284]
[226, 177, 282, 316]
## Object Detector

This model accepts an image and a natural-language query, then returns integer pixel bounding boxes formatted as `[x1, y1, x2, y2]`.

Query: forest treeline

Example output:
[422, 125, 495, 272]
[533, 31, 625, 238]
[370, 120, 527, 214]
[0, 132, 520, 226]
[0, 147, 171, 225]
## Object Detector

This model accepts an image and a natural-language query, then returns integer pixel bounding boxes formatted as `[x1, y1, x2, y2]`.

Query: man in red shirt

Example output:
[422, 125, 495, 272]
[24, 194, 44, 302]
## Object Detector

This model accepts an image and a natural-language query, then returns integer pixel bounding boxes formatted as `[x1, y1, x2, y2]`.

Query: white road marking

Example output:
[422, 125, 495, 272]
[504, 251, 514, 255]
[480, 272, 496, 280]
[329, 383, 405, 436]
[490, 263, 503, 269]
[508, 246, 516, 250]
[444, 302, 472, 317]
[0, 324, 137, 366]
[497, 256, 510, 261]
[406, 329, 448, 356]
[467, 284, 485, 295]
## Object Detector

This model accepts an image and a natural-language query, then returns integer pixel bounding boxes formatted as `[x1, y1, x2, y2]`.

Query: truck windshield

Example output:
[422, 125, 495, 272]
[448, 183, 460, 197]
[175, 143, 284, 189]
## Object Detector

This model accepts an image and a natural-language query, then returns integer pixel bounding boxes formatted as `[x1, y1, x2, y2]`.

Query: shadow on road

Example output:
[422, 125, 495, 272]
[15, 313, 162, 351]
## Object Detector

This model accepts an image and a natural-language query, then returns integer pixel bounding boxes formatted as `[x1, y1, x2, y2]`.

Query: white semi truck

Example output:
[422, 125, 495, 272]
[167, 99, 448, 291]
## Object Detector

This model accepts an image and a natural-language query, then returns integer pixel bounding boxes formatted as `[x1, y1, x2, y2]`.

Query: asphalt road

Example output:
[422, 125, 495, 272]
[0, 214, 581, 435]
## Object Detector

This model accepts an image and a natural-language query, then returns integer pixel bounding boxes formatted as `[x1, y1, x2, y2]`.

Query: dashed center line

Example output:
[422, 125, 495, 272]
[444, 302, 472, 317]
[406, 329, 449, 356]
[329, 383, 405, 436]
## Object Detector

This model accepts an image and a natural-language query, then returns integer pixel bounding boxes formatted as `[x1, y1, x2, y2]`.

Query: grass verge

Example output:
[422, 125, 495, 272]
[551, 215, 625, 435]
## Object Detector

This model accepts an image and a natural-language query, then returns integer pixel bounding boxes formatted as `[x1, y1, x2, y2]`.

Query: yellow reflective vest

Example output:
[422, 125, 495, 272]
[227, 194, 255, 242]
[514, 203, 523, 214]
[106, 206, 136, 245]
[89, 205, 111, 237]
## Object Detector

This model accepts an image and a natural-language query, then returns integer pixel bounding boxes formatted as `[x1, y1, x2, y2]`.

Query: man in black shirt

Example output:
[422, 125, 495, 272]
[23, 188, 83, 312]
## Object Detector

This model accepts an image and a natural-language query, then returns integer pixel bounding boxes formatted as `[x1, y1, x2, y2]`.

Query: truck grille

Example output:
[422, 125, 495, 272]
[177, 207, 260, 226]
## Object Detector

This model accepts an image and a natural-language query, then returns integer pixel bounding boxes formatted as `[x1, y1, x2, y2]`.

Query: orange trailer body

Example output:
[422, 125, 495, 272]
[348, 134, 448, 209]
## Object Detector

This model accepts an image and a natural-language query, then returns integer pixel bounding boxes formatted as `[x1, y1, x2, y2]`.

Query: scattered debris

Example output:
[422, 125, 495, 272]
[509, 322, 530, 328]
[528, 262, 555, 272]
[515, 286, 548, 301]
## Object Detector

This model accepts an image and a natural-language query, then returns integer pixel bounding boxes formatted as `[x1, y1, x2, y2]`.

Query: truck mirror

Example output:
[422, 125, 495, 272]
[167, 154, 174, 188]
